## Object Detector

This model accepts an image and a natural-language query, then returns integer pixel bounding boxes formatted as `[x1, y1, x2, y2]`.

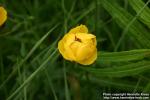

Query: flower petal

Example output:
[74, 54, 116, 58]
[58, 40, 70, 60]
[78, 48, 97, 65]
[76, 44, 94, 61]
[75, 33, 96, 41]
[58, 33, 76, 61]
[63, 33, 75, 46]
[0, 7, 7, 26]
[68, 24, 88, 34]
[70, 41, 82, 57]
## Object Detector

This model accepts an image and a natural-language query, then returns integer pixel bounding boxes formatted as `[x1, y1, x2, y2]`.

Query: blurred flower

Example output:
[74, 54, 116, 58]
[0, 6, 7, 26]
[58, 25, 97, 65]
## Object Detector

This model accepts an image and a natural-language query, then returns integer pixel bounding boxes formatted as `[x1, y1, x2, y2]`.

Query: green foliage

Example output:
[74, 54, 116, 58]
[98, 49, 150, 62]
[101, 0, 150, 50]
[82, 61, 150, 77]
[129, 0, 150, 28]
[0, 0, 150, 100]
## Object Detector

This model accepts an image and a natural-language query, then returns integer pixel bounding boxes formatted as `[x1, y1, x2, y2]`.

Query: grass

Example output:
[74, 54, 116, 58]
[0, 0, 150, 100]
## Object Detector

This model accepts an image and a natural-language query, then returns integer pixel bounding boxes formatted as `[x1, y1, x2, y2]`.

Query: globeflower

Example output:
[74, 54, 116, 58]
[0, 6, 7, 26]
[58, 25, 97, 65]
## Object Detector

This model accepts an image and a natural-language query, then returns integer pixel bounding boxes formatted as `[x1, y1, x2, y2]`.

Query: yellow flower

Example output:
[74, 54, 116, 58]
[58, 25, 97, 65]
[0, 6, 7, 26]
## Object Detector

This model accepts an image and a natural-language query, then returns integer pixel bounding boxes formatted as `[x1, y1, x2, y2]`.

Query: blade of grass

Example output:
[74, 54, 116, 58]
[114, 0, 150, 51]
[6, 49, 58, 100]
[23, 70, 27, 100]
[101, 0, 150, 50]
[0, 56, 7, 98]
[63, 61, 71, 100]
[103, 26, 116, 48]
[133, 77, 141, 93]
[97, 49, 150, 63]
[0, 24, 59, 90]
[143, 82, 150, 92]
[81, 75, 145, 91]
[73, 3, 95, 25]
[45, 70, 58, 100]
[0, 22, 22, 37]
[82, 61, 150, 77]
[62, 0, 76, 33]
[129, 0, 150, 28]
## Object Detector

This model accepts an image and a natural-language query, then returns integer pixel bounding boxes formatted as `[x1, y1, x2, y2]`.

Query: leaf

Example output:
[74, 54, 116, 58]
[0, 24, 59, 90]
[82, 61, 150, 77]
[81, 75, 145, 91]
[7, 49, 58, 100]
[97, 49, 150, 62]
[101, 0, 150, 48]
[143, 83, 150, 92]
[129, 0, 150, 28]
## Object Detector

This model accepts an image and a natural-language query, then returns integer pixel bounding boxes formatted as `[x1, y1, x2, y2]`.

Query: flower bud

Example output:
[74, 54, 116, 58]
[0, 7, 7, 26]
[58, 25, 97, 65]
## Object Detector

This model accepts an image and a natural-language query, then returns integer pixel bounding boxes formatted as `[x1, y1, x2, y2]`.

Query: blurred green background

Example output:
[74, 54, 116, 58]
[0, 0, 150, 100]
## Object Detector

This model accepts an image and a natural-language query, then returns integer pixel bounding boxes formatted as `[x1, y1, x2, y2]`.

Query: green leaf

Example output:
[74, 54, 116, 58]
[81, 75, 145, 91]
[97, 49, 150, 62]
[129, 0, 150, 28]
[6, 49, 58, 100]
[101, 0, 150, 48]
[82, 61, 150, 77]
[0, 24, 59, 90]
